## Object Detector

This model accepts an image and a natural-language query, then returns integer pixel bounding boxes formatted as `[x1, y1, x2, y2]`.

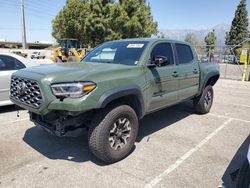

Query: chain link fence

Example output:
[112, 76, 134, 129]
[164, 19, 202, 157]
[193, 45, 250, 81]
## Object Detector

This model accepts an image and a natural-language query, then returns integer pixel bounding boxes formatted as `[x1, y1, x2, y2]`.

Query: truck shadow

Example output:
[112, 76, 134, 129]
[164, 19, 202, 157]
[137, 101, 193, 142]
[0, 105, 24, 114]
[23, 101, 193, 165]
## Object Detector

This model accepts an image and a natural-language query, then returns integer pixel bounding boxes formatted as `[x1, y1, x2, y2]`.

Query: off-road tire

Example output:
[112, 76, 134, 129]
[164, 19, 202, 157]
[88, 104, 138, 164]
[194, 85, 214, 114]
[55, 57, 62, 63]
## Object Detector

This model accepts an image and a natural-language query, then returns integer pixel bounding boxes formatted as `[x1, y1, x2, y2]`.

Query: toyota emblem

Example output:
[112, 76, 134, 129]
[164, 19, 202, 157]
[16, 82, 27, 96]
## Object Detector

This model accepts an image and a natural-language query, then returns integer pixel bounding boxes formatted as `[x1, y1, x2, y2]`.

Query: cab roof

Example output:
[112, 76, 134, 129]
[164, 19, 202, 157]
[115, 38, 191, 45]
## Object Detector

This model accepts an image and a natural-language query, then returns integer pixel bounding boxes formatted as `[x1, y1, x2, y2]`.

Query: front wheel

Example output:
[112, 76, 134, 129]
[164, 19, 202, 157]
[193, 85, 214, 114]
[88, 105, 138, 163]
[55, 57, 62, 63]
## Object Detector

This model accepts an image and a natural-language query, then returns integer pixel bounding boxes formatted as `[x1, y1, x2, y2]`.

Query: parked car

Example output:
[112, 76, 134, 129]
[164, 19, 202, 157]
[11, 51, 28, 58]
[0, 53, 38, 106]
[10, 39, 220, 163]
[31, 51, 46, 59]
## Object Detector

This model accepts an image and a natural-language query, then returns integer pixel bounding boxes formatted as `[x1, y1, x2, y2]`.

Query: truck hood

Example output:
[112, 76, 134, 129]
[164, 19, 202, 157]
[16, 62, 132, 83]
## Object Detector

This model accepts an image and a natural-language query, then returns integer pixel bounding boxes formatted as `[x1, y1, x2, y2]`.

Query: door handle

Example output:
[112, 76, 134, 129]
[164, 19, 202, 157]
[172, 71, 179, 77]
[193, 69, 198, 74]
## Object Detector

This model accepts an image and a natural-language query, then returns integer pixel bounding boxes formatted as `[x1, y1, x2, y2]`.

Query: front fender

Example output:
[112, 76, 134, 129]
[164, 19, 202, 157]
[96, 86, 145, 118]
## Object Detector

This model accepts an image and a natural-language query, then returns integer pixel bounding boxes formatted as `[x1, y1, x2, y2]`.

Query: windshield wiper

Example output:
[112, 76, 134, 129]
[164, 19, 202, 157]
[84, 61, 114, 64]
[102, 61, 114, 64]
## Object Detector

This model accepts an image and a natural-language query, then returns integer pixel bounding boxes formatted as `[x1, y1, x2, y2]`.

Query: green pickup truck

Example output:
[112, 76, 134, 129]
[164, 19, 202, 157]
[10, 39, 219, 163]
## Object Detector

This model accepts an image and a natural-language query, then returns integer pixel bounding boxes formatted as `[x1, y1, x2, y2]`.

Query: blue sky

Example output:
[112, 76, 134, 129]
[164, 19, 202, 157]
[0, 0, 249, 42]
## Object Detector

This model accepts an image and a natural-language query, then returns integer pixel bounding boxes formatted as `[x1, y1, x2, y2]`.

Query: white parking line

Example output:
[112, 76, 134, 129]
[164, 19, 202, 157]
[235, 104, 250, 108]
[209, 113, 250, 123]
[227, 103, 250, 109]
[144, 118, 233, 188]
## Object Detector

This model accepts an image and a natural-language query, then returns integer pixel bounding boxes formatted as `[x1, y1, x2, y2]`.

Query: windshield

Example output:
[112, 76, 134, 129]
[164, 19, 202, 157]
[82, 41, 148, 66]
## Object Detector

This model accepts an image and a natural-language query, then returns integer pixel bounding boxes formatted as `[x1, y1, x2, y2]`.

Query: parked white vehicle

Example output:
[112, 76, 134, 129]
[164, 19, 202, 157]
[0, 53, 38, 106]
[31, 51, 46, 59]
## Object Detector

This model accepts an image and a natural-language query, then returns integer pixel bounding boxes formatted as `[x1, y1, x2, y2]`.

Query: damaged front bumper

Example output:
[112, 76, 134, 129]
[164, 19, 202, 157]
[29, 111, 93, 136]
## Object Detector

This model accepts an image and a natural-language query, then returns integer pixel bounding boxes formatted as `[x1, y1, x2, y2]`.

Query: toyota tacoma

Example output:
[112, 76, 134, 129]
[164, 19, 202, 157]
[10, 39, 220, 163]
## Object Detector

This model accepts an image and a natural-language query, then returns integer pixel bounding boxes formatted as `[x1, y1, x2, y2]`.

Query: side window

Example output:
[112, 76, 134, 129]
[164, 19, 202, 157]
[175, 44, 194, 64]
[0, 55, 15, 71]
[0, 58, 7, 71]
[15, 59, 25, 69]
[0, 55, 25, 71]
[151, 43, 174, 66]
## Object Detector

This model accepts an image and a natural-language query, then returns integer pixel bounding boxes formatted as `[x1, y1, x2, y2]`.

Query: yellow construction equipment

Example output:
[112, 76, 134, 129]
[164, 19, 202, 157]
[50, 39, 87, 63]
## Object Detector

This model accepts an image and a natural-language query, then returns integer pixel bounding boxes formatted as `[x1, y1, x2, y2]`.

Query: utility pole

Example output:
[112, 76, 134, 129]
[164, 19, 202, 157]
[21, 0, 27, 49]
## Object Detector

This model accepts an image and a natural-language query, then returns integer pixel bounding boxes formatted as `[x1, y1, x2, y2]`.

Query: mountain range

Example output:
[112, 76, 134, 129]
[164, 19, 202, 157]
[159, 23, 231, 46]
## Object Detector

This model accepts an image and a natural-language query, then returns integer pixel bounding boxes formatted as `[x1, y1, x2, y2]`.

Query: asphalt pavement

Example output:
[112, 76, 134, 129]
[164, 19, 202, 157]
[0, 79, 249, 188]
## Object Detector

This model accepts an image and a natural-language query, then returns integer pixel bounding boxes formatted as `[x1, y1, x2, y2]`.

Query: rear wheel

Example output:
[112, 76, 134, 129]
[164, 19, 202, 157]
[193, 85, 214, 114]
[88, 105, 138, 163]
[67, 56, 76, 63]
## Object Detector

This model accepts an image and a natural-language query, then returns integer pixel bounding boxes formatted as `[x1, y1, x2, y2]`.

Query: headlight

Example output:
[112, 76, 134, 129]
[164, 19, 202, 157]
[51, 82, 96, 98]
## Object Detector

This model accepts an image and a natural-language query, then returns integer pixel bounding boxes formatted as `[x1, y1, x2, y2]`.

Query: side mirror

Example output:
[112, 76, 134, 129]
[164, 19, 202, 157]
[151, 56, 168, 67]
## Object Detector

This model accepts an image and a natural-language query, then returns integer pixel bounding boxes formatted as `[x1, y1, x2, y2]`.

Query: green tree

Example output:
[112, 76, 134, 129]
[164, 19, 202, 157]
[52, 0, 90, 46]
[185, 33, 199, 45]
[52, 0, 158, 47]
[226, 0, 249, 46]
[185, 33, 205, 56]
[85, 0, 113, 46]
[157, 31, 166, 38]
[204, 30, 217, 60]
[118, 0, 158, 38]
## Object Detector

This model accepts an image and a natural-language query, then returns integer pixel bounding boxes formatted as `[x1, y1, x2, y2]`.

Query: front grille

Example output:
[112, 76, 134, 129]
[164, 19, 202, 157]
[10, 76, 43, 108]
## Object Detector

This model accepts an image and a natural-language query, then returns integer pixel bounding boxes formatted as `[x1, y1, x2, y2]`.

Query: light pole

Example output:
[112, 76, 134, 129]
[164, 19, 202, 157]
[21, 0, 27, 49]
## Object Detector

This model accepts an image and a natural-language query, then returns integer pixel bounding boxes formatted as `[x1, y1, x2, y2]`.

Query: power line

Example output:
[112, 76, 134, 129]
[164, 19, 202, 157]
[25, 1, 60, 12]
[1, 1, 58, 18]
[0, 27, 51, 31]
[24, 2, 59, 16]
[25, 6, 56, 17]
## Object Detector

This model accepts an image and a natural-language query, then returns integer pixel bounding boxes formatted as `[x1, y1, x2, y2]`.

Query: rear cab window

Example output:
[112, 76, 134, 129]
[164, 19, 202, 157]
[175, 43, 194, 64]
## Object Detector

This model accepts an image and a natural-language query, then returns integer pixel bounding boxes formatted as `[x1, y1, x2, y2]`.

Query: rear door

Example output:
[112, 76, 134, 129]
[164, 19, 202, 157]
[174, 43, 200, 100]
[0, 55, 25, 102]
[145, 42, 179, 112]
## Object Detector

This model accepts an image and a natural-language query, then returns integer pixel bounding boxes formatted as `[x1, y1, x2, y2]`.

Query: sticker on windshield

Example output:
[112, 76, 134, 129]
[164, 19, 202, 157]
[127, 44, 144, 48]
